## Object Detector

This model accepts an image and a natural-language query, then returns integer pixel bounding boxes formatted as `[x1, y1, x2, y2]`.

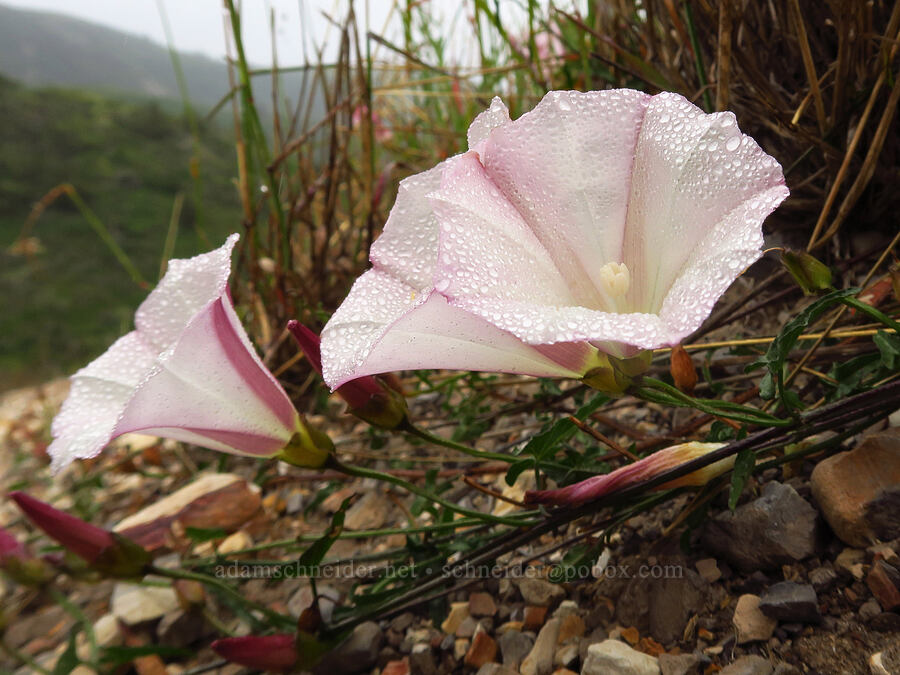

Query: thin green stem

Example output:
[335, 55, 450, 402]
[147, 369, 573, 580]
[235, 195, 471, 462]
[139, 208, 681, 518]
[330, 458, 536, 526]
[148, 565, 295, 630]
[403, 423, 514, 463]
[840, 296, 900, 333]
[635, 377, 791, 427]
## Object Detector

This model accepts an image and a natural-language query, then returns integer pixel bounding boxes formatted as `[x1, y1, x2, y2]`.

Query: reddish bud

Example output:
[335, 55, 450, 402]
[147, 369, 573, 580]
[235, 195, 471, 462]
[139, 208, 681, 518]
[212, 634, 298, 672]
[286, 321, 409, 429]
[0, 526, 54, 586]
[9, 492, 150, 577]
[670, 344, 697, 394]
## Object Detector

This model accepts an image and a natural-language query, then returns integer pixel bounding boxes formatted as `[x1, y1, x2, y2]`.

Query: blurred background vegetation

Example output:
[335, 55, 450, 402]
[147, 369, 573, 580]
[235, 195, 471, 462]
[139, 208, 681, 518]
[2, 0, 898, 393]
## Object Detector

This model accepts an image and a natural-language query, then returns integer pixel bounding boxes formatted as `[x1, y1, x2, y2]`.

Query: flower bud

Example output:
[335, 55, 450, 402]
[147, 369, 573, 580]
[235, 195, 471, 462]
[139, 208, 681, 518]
[781, 249, 833, 295]
[286, 321, 409, 429]
[669, 344, 697, 394]
[9, 492, 150, 578]
[212, 634, 298, 672]
[277, 419, 335, 469]
[0, 526, 54, 586]
[525, 441, 734, 506]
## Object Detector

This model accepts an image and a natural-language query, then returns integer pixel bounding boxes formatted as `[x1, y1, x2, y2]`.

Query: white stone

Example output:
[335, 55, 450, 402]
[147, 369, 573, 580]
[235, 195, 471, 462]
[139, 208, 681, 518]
[111, 582, 180, 625]
[581, 639, 660, 675]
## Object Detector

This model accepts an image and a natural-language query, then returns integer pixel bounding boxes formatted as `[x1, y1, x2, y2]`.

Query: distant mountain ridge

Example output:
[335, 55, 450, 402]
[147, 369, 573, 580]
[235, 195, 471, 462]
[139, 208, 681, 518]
[0, 3, 235, 109]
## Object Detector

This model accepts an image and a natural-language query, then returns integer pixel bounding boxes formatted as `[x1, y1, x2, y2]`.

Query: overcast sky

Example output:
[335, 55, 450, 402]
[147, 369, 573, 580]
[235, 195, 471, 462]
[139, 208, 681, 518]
[0, 0, 398, 65]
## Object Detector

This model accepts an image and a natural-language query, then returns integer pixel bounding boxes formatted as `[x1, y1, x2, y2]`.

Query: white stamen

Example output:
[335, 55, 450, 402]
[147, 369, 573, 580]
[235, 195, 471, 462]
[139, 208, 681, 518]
[599, 262, 630, 299]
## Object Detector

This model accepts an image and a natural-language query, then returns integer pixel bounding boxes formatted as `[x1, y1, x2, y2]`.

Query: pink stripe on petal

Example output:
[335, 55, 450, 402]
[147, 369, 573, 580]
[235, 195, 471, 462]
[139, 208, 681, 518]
[210, 298, 297, 430]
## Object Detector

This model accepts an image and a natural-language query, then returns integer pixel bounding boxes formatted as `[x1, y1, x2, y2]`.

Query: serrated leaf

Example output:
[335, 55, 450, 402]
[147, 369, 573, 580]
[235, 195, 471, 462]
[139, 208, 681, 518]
[728, 449, 756, 511]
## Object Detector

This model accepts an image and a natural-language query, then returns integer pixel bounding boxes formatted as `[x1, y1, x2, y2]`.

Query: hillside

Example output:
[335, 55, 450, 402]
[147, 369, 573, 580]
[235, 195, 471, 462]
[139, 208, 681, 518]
[0, 76, 240, 389]
[0, 3, 321, 117]
[0, 3, 231, 109]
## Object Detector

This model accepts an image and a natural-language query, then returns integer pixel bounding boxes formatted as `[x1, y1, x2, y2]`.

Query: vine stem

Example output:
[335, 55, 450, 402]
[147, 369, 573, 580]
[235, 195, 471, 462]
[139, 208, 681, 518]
[147, 565, 295, 630]
[328, 457, 536, 527]
[402, 423, 514, 463]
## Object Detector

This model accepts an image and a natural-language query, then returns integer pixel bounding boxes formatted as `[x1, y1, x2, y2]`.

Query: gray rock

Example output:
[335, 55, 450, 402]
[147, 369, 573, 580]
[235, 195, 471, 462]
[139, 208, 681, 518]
[658, 653, 701, 675]
[409, 643, 437, 675]
[807, 566, 837, 591]
[498, 629, 533, 669]
[648, 569, 706, 644]
[718, 655, 773, 675]
[759, 582, 820, 623]
[314, 621, 382, 675]
[859, 599, 882, 621]
[156, 609, 208, 648]
[520, 617, 559, 675]
[344, 491, 392, 530]
[581, 640, 660, 675]
[700, 482, 818, 572]
[518, 577, 566, 607]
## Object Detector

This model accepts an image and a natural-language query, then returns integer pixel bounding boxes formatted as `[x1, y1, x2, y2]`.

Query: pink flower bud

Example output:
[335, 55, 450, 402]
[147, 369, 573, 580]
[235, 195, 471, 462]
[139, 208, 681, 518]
[525, 442, 735, 506]
[9, 492, 150, 577]
[287, 321, 408, 429]
[212, 634, 298, 672]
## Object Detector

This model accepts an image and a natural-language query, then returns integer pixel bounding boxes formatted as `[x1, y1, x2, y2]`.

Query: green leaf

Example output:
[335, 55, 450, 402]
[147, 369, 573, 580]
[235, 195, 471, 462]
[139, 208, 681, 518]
[297, 496, 352, 569]
[184, 526, 227, 543]
[519, 392, 609, 461]
[52, 628, 81, 675]
[728, 449, 756, 511]
[874, 330, 900, 370]
[505, 458, 534, 486]
[99, 645, 192, 667]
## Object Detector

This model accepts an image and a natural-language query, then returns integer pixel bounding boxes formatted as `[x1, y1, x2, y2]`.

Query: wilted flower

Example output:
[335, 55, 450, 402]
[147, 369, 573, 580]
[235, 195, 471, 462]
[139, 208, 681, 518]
[212, 634, 298, 672]
[286, 321, 409, 429]
[525, 441, 734, 506]
[9, 491, 150, 577]
[48, 235, 332, 472]
[320, 90, 788, 391]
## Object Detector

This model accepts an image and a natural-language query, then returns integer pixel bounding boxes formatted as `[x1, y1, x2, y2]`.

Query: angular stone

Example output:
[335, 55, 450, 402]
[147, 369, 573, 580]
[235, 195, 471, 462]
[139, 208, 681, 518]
[465, 632, 498, 668]
[732, 594, 776, 644]
[520, 617, 560, 675]
[344, 491, 392, 531]
[314, 621, 382, 675]
[718, 655, 773, 675]
[554, 643, 579, 669]
[519, 577, 566, 606]
[476, 664, 519, 675]
[810, 429, 900, 547]
[469, 592, 498, 617]
[701, 482, 818, 572]
[382, 658, 409, 675]
[524, 605, 549, 631]
[111, 583, 180, 625]
[441, 602, 470, 634]
[499, 629, 533, 669]
[582, 640, 659, 675]
[759, 582, 820, 623]
[866, 560, 900, 611]
[114, 473, 261, 551]
[658, 652, 701, 675]
[807, 566, 837, 591]
[648, 569, 706, 645]
[694, 558, 721, 583]
[556, 613, 585, 644]
[409, 644, 437, 675]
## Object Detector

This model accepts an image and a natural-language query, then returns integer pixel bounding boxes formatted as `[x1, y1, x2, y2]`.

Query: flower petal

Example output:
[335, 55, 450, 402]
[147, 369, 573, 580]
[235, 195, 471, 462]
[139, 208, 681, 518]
[431, 151, 575, 307]
[135, 233, 239, 351]
[321, 270, 590, 387]
[113, 297, 298, 456]
[477, 89, 650, 305]
[48, 331, 157, 472]
[622, 93, 787, 314]
[658, 183, 789, 339]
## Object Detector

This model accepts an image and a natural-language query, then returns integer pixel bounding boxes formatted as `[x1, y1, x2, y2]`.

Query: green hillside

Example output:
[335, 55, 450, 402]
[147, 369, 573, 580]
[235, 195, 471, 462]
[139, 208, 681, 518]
[0, 76, 240, 389]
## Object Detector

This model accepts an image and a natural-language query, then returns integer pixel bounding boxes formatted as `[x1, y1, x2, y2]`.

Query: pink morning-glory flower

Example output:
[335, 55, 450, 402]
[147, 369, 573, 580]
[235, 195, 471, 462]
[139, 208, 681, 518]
[320, 90, 788, 389]
[49, 235, 330, 473]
